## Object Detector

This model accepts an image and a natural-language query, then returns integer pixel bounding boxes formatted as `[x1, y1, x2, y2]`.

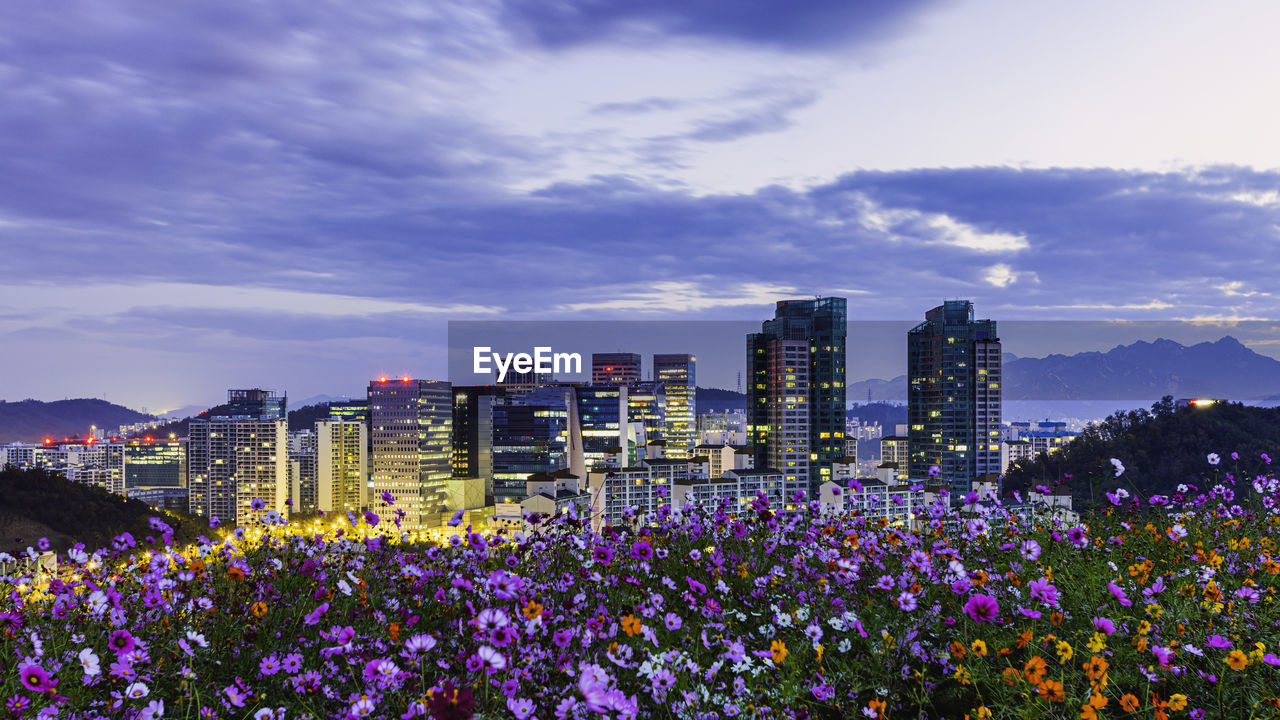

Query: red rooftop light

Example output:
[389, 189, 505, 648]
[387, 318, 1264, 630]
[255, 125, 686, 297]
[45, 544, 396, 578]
[378, 376, 388, 383]
[401, 375, 410, 383]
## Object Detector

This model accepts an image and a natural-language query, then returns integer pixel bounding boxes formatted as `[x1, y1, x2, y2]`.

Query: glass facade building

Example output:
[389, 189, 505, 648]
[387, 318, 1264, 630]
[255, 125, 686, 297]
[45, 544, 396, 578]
[907, 300, 1002, 493]
[747, 297, 847, 496]
[367, 378, 453, 530]
[653, 354, 696, 459]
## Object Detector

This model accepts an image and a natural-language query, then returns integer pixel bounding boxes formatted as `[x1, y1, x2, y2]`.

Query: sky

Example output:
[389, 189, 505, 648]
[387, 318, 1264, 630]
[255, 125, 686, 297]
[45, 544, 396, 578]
[3, 0, 1280, 413]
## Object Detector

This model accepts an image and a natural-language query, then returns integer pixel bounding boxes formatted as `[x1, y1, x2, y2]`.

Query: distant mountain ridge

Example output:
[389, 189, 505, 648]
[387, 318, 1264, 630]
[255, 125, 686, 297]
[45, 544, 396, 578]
[850, 336, 1280, 402]
[0, 399, 154, 443]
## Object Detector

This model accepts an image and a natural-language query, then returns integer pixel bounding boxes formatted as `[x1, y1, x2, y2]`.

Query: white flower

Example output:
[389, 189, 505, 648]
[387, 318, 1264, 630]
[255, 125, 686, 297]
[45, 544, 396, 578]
[1110, 458, 1125, 477]
[125, 681, 150, 698]
[78, 648, 100, 677]
[1208, 453, 1220, 465]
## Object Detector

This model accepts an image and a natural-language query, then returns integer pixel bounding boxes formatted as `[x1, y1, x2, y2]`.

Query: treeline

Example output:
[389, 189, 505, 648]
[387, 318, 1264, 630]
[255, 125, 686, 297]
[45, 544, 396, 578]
[0, 467, 208, 554]
[1003, 397, 1280, 504]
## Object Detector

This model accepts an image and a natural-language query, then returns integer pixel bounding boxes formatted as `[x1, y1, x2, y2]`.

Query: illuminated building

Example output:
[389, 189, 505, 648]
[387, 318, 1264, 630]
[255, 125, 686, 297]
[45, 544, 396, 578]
[288, 429, 318, 515]
[368, 377, 452, 530]
[747, 297, 847, 497]
[653, 354, 696, 458]
[188, 414, 289, 527]
[907, 300, 1001, 492]
[452, 385, 505, 499]
[491, 389, 570, 504]
[627, 381, 665, 448]
[122, 437, 187, 491]
[227, 388, 287, 421]
[316, 417, 368, 515]
[592, 353, 642, 386]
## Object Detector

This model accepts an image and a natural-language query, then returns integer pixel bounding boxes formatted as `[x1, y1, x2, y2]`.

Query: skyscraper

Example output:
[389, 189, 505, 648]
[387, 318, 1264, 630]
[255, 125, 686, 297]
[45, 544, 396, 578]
[907, 300, 1001, 493]
[367, 377, 452, 530]
[592, 353, 642, 386]
[491, 390, 570, 504]
[747, 297, 847, 497]
[653, 354, 696, 459]
[315, 417, 368, 516]
[452, 385, 506, 499]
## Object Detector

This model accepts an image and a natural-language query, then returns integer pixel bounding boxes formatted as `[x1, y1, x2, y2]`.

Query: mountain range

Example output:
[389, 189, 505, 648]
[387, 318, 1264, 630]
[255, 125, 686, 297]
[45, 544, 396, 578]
[850, 336, 1280, 402]
[7, 336, 1279, 441]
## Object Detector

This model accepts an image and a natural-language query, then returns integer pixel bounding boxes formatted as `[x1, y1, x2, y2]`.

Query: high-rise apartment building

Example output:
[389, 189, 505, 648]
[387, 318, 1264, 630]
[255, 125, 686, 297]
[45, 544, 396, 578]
[653, 354, 696, 459]
[367, 378, 452, 530]
[907, 300, 1001, 492]
[315, 417, 368, 516]
[592, 353, 642, 386]
[747, 297, 847, 496]
[188, 415, 289, 527]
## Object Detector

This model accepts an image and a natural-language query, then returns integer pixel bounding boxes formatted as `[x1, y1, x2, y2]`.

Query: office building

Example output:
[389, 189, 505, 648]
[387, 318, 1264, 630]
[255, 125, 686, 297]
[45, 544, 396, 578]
[288, 429, 318, 515]
[368, 377, 453, 530]
[327, 399, 369, 424]
[227, 388, 287, 421]
[907, 300, 1001, 493]
[627, 381, 666, 448]
[592, 353, 642, 386]
[316, 417, 368, 515]
[491, 390, 570, 504]
[653, 354, 696, 458]
[122, 438, 187, 492]
[452, 386, 506, 497]
[576, 385, 629, 470]
[747, 297, 847, 497]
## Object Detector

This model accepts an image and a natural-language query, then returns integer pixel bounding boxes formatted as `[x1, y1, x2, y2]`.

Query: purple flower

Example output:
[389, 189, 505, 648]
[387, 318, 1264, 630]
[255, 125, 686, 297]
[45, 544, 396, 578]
[592, 545, 614, 565]
[109, 629, 136, 656]
[381, 490, 396, 505]
[1107, 581, 1132, 607]
[18, 663, 53, 693]
[963, 593, 999, 623]
[303, 602, 329, 627]
[1205, 634, 1232, 649]
[1093, 617, 1116, 635]
[251, 497, 265, 511]
[630, 539, 654, 561]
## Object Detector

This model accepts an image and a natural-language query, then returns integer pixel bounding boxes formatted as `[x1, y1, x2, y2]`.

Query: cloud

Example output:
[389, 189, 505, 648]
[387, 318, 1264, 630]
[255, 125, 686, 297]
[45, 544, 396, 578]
[498, 0, 945, 52]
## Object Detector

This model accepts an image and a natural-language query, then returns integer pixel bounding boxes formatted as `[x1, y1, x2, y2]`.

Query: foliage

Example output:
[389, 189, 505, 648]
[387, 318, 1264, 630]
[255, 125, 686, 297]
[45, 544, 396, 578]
[2, 459, 1280, 719]
[1004, 398, 1280, 504]
[0, 468, 206, 554]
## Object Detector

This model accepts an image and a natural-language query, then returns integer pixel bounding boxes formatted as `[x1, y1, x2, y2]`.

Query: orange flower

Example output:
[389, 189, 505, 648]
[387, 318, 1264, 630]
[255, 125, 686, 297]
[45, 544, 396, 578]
[522, 600, 544, 620]
[1024, 656, 1048, 684]
[1037, 679, 1065, 702]
[770, 639, 789, 664]
[388, 622, 401, 642]
[950, 640, 967, 658]
[1082, 655, 1109, 681]
[1017, 629, 1033, 649]
[1119, 694, 1140, 713]
[620, 614, 643, 638]
[867, 698, 887, 718]
[1049, 611, 1065, 627]
[1168, 694, 1187, 711]
[970, 640, 988, 657]
[228, 567, 246, 582]
[249, 601, 268, 618]
[1001, 667, 1021, 686]
[1227, 649, 1249, 670]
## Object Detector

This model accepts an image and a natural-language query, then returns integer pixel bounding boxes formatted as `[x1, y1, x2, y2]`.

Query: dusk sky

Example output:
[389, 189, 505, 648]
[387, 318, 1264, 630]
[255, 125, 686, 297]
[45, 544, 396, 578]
[3, 1, 1280, 413]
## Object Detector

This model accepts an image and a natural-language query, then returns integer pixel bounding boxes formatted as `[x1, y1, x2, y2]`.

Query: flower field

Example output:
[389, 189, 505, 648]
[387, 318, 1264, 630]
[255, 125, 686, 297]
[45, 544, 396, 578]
[3, 458, 1280, 719]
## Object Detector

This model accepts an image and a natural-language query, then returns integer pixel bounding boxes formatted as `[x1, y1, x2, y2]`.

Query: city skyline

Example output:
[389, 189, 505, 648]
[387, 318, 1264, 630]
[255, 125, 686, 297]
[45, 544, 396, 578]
[4, 1, 1280, 411]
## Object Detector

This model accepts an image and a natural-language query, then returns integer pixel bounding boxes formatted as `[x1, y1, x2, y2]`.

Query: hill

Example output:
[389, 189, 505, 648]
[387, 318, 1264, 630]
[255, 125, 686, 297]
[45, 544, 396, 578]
[0, 398, 154, 443]
[0, 466, 208, 553]
[846, 402, 907, 430]
[1002, 396, 1280, 504]
[138, 402, 337, 438]
[695, 387, 746, 412]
